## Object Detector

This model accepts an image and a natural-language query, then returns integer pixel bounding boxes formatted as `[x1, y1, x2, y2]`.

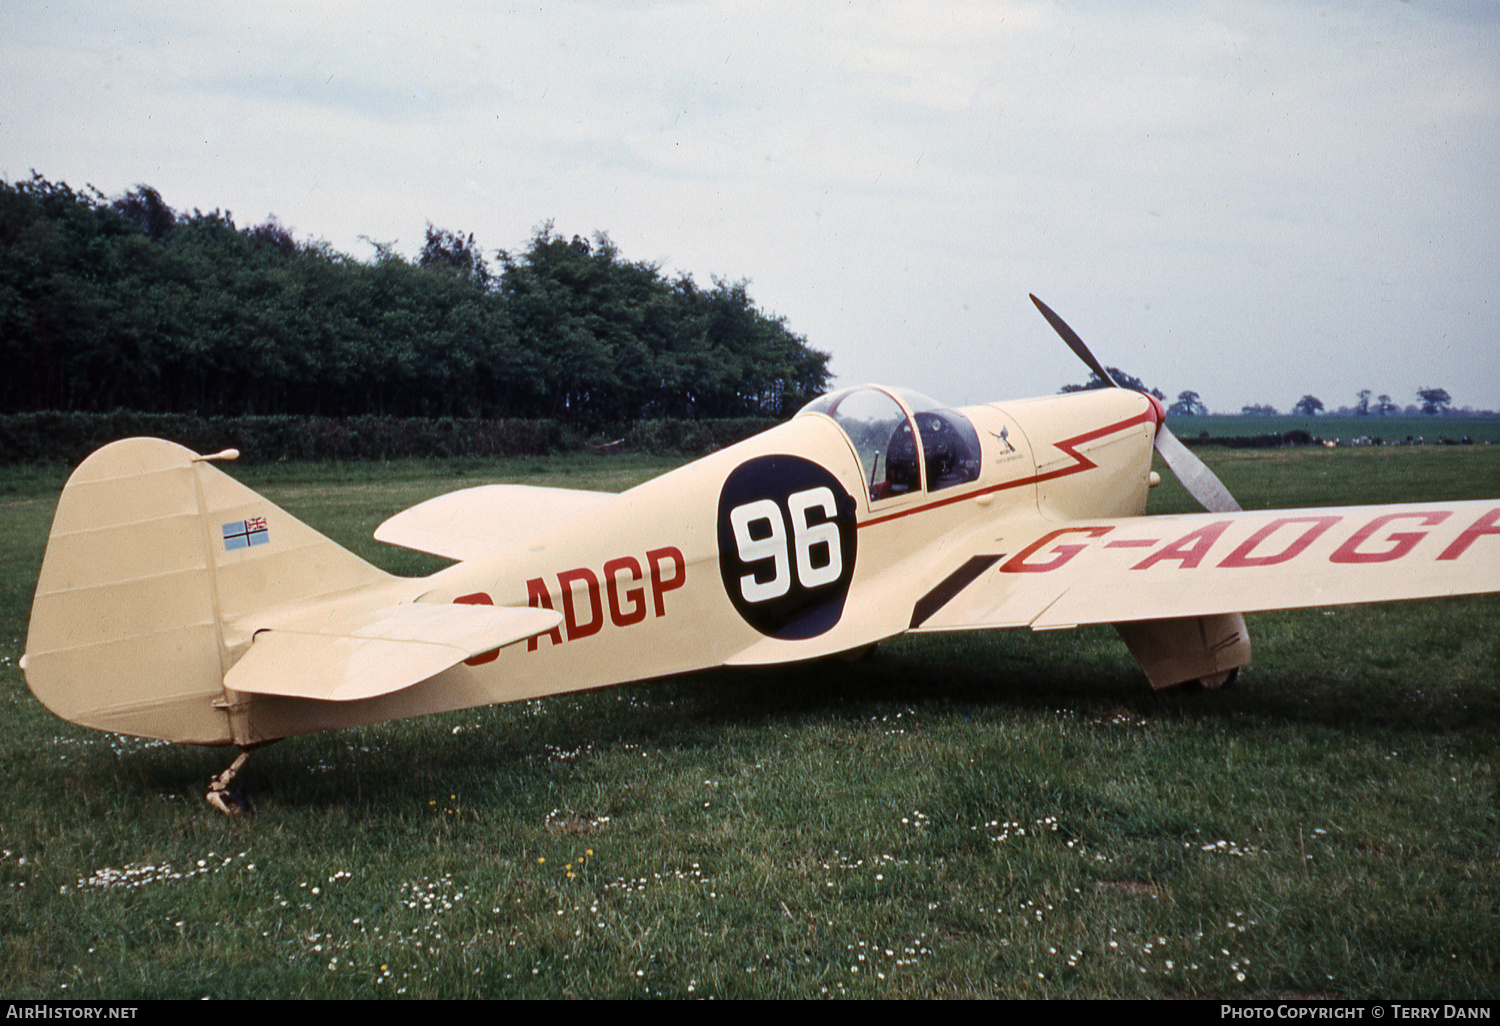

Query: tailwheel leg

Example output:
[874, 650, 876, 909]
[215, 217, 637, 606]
[207, 751, 253, 816]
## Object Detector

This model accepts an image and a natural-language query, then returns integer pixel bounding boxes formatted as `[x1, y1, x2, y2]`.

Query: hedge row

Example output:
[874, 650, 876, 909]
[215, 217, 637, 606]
[617, 418, 781, 457]
[0, 412, 783, 466]
[1181, 430, 1318, 449]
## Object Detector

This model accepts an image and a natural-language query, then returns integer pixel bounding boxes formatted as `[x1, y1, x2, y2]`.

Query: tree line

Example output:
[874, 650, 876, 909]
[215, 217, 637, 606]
[1062, 370, 1482, 418]
[0, 174, 830, 426]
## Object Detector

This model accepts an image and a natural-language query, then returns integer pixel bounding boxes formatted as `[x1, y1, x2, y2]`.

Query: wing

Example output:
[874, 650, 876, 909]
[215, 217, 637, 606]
[911, 500, 1500, 631]
[224, 602, 564, 702]
[375, 484, 617, 561]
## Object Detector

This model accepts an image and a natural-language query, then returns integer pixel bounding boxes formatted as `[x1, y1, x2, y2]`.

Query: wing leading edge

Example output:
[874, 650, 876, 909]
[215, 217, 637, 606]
[911, 500, 1500, 632]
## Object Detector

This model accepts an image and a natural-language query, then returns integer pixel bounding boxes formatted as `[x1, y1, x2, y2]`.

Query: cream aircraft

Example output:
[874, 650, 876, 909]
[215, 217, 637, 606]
[22, 297, 1500, 813]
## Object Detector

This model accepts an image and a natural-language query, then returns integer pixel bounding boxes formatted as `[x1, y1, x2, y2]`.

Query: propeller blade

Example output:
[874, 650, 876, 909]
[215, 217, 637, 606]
[1030, 294, 1117, 388]
[1152, 423, 1242, 513]
[1029, 292, 1242, 514]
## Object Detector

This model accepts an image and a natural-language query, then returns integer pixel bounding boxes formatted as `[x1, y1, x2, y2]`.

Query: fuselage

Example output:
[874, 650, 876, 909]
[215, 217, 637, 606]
[238, 386, 1160, 743]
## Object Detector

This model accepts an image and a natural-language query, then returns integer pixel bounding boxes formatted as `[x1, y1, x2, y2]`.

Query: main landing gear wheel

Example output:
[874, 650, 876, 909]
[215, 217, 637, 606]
[1189, 668, 1240, 692]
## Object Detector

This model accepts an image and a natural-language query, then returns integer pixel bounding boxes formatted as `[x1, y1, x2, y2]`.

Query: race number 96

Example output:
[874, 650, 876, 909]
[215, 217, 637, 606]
[718, 456, 857, 639]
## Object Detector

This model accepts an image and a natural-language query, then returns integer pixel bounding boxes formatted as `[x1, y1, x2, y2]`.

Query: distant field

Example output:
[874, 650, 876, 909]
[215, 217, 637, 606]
[1175, 414, 1500, 445]
[1, 446, 1496, 998]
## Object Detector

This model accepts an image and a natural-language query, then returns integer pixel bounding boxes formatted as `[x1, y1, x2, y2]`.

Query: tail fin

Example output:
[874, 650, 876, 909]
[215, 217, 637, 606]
[23, 438, 391, 744]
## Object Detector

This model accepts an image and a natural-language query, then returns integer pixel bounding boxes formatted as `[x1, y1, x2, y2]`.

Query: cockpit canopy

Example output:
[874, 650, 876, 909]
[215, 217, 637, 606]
[799, 386, 982, 501]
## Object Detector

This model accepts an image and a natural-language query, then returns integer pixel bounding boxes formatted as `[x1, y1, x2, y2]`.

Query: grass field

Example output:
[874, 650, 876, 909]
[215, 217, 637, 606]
[1, 445, 1497, 998]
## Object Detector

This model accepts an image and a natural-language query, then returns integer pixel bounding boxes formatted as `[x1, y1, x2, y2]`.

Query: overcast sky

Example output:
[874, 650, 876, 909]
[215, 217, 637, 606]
[4, 1, 1497, 413]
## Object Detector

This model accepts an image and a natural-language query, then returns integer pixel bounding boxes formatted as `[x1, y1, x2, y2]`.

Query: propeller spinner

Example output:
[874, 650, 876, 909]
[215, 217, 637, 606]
[1029, 294, 1242, 514]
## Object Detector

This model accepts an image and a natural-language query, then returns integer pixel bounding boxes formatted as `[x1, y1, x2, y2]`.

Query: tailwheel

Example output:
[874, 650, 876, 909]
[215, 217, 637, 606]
[206, 751, 254, 816]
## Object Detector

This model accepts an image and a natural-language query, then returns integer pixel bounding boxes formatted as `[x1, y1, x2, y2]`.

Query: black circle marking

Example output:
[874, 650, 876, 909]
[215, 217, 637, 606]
[717, 455, 858, 640]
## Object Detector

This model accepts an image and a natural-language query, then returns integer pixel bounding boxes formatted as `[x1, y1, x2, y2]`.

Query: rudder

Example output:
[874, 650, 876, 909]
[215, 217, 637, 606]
[23, 438, 391, 744]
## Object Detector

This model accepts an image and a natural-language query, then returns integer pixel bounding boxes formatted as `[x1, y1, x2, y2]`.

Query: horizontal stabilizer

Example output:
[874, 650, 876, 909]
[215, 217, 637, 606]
[375, 485, 616, 561]
[225, 602, 564, 702]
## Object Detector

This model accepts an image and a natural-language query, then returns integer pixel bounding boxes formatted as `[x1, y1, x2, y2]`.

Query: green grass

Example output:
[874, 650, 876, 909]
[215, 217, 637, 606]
[0, 448, 1496, 998]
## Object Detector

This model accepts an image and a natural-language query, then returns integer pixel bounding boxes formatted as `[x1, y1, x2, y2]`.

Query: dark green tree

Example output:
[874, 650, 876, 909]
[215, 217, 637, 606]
[1416, 387, 1452, 415]
[1061, 368, 1166, 401]
[1168, 390, 1206, 416]
[111, 184, 177, 241]
[419, 224, 491, 287]
[0, 176, 829, 424]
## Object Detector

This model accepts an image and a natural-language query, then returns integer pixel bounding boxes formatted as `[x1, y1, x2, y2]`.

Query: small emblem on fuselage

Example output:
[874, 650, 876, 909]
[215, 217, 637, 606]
[222, 517, 269, 550]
